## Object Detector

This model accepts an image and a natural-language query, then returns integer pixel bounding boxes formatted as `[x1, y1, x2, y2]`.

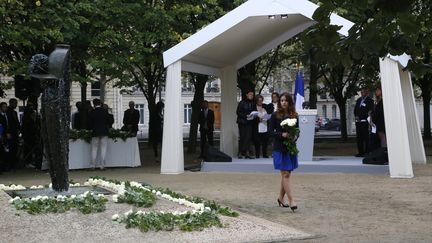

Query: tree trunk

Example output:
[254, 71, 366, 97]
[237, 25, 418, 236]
[187, 74, 208, 154]
[237, 61, 257, 98]
[99, 73, 107, 104]
[335, 98, 348, 141]
[308, 63, 319, 109]
[422, 81, 431, 139]
[147, 99, 157, 143]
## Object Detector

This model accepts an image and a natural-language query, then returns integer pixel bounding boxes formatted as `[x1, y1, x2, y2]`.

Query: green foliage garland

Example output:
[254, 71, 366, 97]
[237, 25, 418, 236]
[120, 211, 223, 232]
[69, 129, 93, 143]
[69, 129, 134, 143]
[117, 184, 157, 208]
[11, 193, 108, 215]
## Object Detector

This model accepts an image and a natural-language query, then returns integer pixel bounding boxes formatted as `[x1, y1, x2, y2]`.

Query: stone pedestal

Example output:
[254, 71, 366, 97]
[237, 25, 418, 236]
[297, 109, 317, 162]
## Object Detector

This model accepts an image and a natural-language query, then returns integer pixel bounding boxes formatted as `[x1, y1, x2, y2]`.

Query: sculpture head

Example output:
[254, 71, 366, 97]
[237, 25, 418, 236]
[29, 54, 49, 75]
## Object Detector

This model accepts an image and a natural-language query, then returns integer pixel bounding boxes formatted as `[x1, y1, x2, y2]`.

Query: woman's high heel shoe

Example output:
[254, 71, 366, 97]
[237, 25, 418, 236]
[289, 204, 298, 212]
[277, 199, 289, 208]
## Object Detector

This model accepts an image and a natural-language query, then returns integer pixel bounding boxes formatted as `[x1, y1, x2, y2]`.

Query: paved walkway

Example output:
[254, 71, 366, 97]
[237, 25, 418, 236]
[202, 156, 389, 174]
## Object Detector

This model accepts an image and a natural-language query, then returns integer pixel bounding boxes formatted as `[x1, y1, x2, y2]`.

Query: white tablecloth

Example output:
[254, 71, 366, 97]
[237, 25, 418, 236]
[42, 137, 141, 170]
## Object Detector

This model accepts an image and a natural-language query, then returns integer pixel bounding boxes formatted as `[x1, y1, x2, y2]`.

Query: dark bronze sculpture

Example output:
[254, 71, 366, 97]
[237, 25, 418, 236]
[29, 45, 71, 191]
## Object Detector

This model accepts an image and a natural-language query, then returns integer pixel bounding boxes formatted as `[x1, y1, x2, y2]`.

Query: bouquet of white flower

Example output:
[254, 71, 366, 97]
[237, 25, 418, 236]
[280, 118, 300, 155]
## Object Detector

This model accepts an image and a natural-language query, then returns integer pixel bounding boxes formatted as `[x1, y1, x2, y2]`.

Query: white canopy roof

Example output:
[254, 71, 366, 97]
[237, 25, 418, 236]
[163, 0, 354, 76]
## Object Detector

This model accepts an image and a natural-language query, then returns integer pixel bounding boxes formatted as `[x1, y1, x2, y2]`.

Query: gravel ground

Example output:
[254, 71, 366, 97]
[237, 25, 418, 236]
[1, 164, 431, 242]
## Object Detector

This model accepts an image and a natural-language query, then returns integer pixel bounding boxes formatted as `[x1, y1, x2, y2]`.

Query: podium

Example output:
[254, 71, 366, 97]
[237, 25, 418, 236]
[297, 110, 317, 162]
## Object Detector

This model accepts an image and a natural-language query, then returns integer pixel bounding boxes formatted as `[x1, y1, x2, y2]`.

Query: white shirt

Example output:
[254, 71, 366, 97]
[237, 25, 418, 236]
[256, 106, 268, 133]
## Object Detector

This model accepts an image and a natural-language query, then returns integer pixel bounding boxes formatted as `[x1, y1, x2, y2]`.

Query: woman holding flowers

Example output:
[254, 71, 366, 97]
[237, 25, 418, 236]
[269, 92, 299, 212]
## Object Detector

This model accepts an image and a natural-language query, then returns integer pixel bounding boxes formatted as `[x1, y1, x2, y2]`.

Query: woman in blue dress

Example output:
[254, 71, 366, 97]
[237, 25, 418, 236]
[269, 92, 299, 212]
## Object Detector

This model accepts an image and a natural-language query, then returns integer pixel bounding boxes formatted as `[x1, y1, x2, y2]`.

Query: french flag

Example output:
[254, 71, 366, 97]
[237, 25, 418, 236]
[294, 70, 304, 111]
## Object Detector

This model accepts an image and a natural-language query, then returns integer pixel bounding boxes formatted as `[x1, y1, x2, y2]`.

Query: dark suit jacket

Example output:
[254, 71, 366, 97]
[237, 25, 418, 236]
[0, 113, 7, 136]
[268, 113, 299, 153]
[199, 108, 215, 132]
[266, 103, 277, 114]
[72, 112, 81, 130]
[372, 100, 385, 133]
[6, 107, 20, 135]
[354, 96, 374, 121]
[123, 109, 140, 133]
[89, 107, 110, 137]
[236, 99, 254, 125]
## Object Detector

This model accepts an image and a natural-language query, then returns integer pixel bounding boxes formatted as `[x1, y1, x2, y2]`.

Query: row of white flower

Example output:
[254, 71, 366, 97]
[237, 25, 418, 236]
[111, 207, 210, 221]
[0, 183, 82, 191]
[84, 178, 210, 219]
[8, 191, 106, 204]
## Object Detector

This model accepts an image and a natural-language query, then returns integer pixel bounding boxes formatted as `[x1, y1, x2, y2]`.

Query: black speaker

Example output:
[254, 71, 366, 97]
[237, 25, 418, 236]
[204, 146, 232, 162]
[363, 147, 388, 165]
[14, 75, 29, 100]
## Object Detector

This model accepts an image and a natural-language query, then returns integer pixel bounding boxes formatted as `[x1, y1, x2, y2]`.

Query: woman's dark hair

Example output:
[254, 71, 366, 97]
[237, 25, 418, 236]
[255, 94, 263, 103]
[271, 92, 280, 98]
[276, 92, 297, 119]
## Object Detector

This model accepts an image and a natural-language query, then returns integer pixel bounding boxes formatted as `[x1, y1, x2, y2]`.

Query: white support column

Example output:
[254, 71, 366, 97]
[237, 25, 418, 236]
[161, 61, 184, 174]
[399, 69, 426, 164]
[379, 57, 413, 178]
[220, 66, 238, 157]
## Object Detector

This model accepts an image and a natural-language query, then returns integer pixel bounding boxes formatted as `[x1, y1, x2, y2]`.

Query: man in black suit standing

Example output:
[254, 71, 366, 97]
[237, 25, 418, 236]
[354, 88, 374, 157]
[0, 102, 9, 171]
[199, 100, 215, 158]
[123, 101, 140, 135]
[89, 99, 110, 170]
[6, 98, 20, 169]
[237, 90, 255, 159]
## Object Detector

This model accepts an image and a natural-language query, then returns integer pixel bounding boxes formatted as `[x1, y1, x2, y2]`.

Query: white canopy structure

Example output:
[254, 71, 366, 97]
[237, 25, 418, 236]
[161, 0, 426, 178]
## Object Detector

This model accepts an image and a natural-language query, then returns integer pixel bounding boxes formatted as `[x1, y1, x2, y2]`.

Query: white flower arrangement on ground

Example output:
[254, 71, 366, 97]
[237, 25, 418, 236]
[0, 184, 26, 191]
[3, 177, 237, 232]
[85, 178, 206, 212]
[9, 190, 108, 215]
[84, 177, 238, 232]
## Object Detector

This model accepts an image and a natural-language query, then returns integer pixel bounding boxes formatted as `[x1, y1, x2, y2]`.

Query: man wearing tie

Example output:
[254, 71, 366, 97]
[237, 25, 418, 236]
[354, 88, 374, 157]
[199, 100, 215, 158]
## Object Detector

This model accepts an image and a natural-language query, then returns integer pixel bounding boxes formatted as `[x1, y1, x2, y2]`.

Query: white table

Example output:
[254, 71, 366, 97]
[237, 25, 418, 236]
[42, 137, 141, 170]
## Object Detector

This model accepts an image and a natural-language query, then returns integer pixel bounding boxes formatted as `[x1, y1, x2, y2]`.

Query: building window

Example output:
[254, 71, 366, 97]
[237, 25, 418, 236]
[322, 105, 327, 118]
[135, 104, 145, 125]
[184, 104, 192, 124]
[319, 92, 327, 99]
[332, 105, 337, 119]
[91, 82, 100, 96]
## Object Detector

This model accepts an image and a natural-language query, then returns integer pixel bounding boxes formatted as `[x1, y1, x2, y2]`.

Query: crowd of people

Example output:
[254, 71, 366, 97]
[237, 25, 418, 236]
[0, 96, 166, 172]
[235, 91, 281, 159]
[0, 98, 43, 173]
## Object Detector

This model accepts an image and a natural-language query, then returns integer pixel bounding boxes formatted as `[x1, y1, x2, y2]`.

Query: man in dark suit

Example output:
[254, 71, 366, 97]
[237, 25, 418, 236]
[237, 90, 255, 159]
[89, 99, 110, 170]
[354, 88, 374, 157]
[123, 101, 140, 135]
[199, 100, 215, 158]
[103, 104, 115, 128]
[6, 98, 20, 169]
[0, 102, 9, 171]
[72, 101, 82, 129]
[266, 92, 280, 114]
